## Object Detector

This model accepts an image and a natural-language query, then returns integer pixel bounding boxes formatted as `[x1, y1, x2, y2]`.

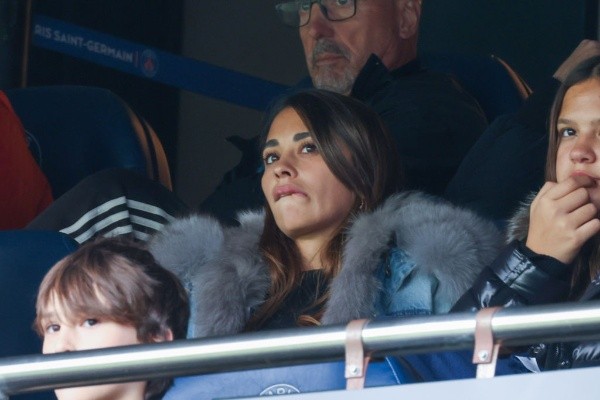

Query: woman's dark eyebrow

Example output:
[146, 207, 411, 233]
[263, 139, 278, 149]
[263, 132, 310, 150]
[293, 132, 310, 141]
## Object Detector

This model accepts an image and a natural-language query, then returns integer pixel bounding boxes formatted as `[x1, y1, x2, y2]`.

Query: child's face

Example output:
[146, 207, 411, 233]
[40, 296, 146, 400]
[556, 78, 600, 209]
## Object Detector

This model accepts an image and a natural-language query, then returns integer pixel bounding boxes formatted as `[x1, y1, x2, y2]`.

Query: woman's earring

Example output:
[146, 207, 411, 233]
[359, 199, 365, 211]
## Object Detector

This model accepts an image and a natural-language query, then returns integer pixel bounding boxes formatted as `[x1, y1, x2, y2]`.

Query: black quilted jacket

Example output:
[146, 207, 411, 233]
[453, 239, 600, 370]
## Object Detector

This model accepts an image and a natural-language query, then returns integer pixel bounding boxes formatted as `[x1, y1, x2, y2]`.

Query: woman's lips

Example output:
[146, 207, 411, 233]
[273, 184, 307, 201]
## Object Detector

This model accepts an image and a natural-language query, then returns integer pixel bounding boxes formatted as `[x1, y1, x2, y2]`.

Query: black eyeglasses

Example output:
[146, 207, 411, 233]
[275, 0, 357, 28]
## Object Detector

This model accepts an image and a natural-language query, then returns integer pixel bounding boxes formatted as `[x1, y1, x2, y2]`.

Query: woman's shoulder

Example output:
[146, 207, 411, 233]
[349, 192, 503, 260]
[148, 209, 268, 337]
[351, 192, 504, 306]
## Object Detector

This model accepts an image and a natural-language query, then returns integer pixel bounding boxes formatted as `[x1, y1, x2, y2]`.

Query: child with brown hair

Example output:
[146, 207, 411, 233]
[34, 236, 189, 400]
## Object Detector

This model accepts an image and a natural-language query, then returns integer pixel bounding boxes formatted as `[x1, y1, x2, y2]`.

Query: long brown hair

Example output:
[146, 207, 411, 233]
[545, 56, 600, 298]
[247, 89, 402, 329]
[35, 236, 190, 400]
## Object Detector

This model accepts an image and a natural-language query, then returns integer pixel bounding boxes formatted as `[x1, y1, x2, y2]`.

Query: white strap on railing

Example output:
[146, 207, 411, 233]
[345, 319, 370, 390]
[473, 307, 502, 378]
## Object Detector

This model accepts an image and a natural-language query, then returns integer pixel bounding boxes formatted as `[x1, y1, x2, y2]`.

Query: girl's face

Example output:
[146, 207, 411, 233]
[261, 107, 356, 243]
[556, 78, 600, 209]
[40, 295, 146, 400]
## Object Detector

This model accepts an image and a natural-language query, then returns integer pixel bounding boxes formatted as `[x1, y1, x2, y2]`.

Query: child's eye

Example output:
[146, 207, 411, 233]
[263, 152, 279, 165]
[560, 127, 576, 137]
[82, 318, 99, 327]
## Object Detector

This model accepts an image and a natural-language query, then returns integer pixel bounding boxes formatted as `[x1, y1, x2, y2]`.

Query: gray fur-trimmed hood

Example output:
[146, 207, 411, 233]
[149, 192, 502, 338]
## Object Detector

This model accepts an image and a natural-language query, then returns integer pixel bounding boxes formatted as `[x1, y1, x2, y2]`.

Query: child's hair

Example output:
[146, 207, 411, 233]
[34, 236, 190, 399]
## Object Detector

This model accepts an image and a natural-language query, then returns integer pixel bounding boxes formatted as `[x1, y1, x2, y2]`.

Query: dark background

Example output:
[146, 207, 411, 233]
[0, 0, 598, 206]
[419, 0, 598, 91]
[18, 0, 183, 172]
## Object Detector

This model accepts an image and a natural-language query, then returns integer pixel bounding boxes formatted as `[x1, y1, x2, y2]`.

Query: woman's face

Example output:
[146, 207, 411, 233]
[40, 295, 146, 400]
[261, 107, 356, 242]
[556, 78, 600, 208]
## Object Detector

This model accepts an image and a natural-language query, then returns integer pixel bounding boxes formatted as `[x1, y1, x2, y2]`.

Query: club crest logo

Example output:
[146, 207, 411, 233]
[259, 384, 301, 396]
[140, 49, 159, 77]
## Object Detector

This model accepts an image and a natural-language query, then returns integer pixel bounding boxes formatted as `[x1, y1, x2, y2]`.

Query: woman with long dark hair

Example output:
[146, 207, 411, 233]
[150, 89, 501, 337]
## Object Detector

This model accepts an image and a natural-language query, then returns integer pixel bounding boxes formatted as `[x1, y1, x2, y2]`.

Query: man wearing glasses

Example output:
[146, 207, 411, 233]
[279, 0, 420, 96]
[272, 0, 488, 195]
[29, 0, 490, 235]
[200, 0, 488, 223]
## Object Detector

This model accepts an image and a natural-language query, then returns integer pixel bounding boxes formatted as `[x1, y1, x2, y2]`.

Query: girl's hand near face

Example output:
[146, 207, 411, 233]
[526, 176, 600, 264]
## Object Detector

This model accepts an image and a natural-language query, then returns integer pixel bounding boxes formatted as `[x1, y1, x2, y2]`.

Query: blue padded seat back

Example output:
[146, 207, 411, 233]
[421, 53, 531, 123]
[0, 231, 78, 357]
[163, 356, 414, 399]
[4, 86, 147, 198]
[0, 231, 78, 400]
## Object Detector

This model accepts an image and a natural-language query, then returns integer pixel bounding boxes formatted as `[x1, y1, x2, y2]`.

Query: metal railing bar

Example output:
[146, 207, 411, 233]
[1, 301, 600, 396]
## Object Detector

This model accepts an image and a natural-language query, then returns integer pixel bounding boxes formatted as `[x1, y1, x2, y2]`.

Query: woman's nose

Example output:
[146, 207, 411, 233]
[273, 158, 297, 179]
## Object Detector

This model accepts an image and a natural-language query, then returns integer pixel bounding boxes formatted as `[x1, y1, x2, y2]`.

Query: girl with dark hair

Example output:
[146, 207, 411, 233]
[150, 89, 501, 337]
[454, 55, 600, 371]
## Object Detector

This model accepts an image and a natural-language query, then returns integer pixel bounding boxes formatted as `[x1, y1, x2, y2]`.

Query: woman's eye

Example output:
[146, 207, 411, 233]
[82, 318, 98, 327]
[46, 324, 60, 333]
[301, 143, 317, 153]
[263, 153, 279, 165]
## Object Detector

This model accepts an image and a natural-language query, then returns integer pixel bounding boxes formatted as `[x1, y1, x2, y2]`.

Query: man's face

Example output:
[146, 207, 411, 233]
[299, 0, 417, 94]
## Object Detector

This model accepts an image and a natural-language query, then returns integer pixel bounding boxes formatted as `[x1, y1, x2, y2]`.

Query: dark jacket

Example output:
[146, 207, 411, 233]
[199, 56, 488, 225]
[452, 194, 600, 370]
[351, 56, 487, 195]
[445, 78, 560, 222]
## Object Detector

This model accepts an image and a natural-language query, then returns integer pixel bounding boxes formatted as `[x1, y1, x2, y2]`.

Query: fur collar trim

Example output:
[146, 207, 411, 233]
[150, 192, 501, 337]
[323, 192, 502, 324]
[506, 192, 536, 243]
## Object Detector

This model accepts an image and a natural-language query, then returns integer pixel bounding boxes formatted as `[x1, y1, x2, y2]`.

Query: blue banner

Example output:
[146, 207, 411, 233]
[31, 15, 292, 111]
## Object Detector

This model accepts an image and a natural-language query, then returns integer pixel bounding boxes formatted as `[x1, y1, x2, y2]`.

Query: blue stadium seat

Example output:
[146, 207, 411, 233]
[421, 53, 531, 122]
[4, 85, 172, 198]
[0, 230, 78, 400]
[0, 230, 78, 357]
[163, 356, 415, 399]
